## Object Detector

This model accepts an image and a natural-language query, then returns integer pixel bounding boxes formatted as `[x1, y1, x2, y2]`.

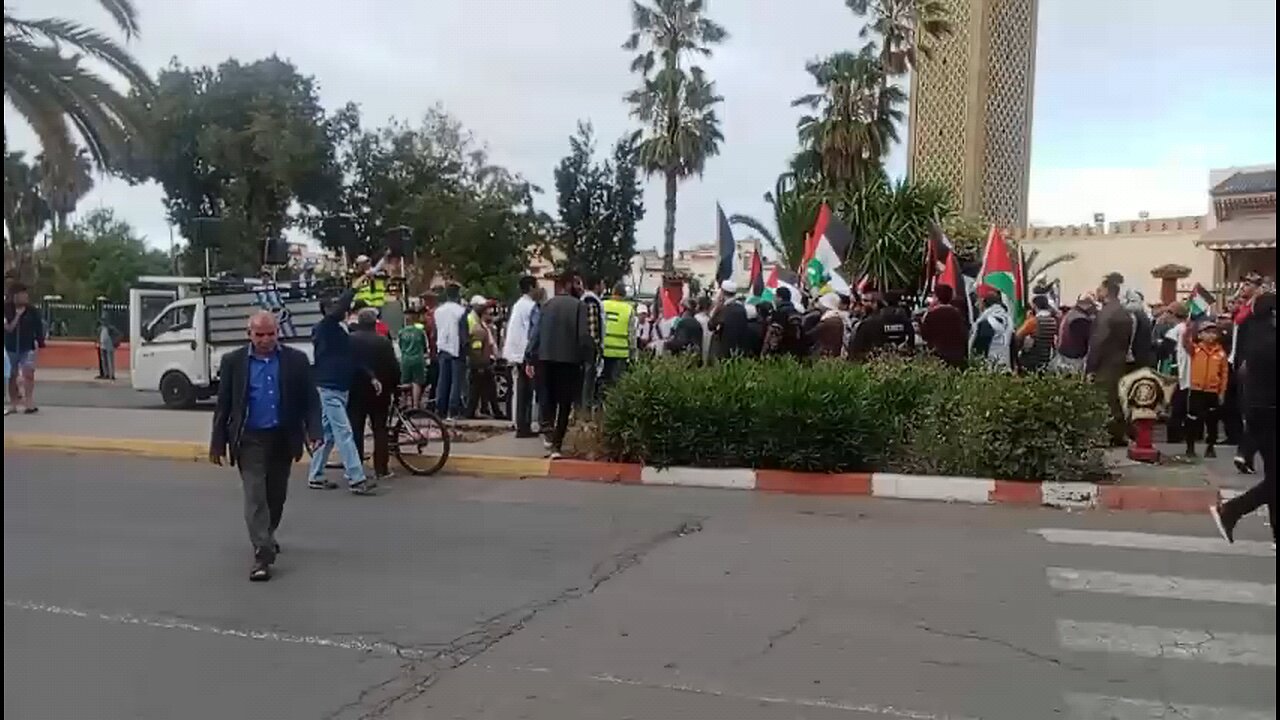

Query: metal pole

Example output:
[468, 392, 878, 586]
[204, 248, 212, 277]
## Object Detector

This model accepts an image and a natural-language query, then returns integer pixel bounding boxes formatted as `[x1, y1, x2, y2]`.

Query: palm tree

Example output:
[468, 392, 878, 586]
[3, 0, 152, 174]
[835, 172, 952, 292]
[38, 149, 95, 231]
[623, 0, 728, 272]
[792, 45, 905, 190]
[3, 151, 52, 278]
[1021, 246, 1077, 299]
[728, 172, 820, 269]
[846, 0, 954, 78]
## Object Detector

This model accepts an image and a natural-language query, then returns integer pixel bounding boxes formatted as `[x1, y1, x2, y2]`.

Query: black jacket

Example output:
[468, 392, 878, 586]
[209, 345, 322, 465]
[666, 314, 704, 359]
[349, 327, 400, 402]
[710, 300, 750, 359]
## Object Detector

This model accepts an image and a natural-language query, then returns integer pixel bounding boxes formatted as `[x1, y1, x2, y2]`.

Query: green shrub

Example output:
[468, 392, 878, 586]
[599, 356, 1108, 481]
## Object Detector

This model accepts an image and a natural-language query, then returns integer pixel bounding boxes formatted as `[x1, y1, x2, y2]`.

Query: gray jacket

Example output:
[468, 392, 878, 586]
[526, 294, 592, 365]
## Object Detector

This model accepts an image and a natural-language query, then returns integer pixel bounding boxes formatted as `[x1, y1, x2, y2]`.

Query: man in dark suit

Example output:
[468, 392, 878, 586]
[210, 311, 322, 582]
[348, 308, 400, 479]
[525, 275, 591, 458]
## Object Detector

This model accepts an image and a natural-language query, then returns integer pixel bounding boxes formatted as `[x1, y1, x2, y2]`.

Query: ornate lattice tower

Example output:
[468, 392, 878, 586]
[906, 0, 1039, 228]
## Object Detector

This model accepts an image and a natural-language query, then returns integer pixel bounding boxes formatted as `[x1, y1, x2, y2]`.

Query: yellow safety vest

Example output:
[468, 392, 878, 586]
[352, 275, 388, 308]
[602, 298, 633, 359]
[467, 311, 482, 351]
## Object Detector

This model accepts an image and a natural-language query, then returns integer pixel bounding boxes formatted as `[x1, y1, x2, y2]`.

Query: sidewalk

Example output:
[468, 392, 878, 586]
[3, 406, 1264, 514]
[36, 368, 132, 384]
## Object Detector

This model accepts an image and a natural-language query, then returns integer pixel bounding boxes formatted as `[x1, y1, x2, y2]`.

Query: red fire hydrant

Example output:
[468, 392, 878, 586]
[1120, 368, 1167, 464]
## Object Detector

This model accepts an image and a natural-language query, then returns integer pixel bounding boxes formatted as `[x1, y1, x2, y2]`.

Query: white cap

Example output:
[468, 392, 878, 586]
[818, 293, 841, 311]
[720, 280, 738, 294]
[636, 303, 650, 315]
[355, 254, 370, 264]
[469, 295, 487, 306]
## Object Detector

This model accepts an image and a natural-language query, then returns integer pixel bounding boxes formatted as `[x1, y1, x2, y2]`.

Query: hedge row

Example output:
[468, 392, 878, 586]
[598, 356, 1109, 482]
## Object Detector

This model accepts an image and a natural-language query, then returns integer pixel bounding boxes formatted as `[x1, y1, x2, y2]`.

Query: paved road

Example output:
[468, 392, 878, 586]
[3, 452, 1274, 720]
[27, 381, 203, 411]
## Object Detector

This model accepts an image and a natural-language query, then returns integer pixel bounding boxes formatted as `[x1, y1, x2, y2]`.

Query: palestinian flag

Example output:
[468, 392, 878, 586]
[765, 264, 801, 304]
[801, 204, 854, 295]
[747, 249, 765, 298]
[978, 226, 1024, 324]
[1188, 283, 1215, 319]
[924, 219, 955, 286]
[660, 284, 680, 320]
[716, 203, 735, 283]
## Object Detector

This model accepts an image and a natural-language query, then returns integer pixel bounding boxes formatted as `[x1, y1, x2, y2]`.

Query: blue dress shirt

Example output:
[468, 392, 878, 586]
[245, 348, 282, 430]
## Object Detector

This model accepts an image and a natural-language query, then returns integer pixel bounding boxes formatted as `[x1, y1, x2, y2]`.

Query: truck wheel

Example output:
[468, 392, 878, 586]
[160, 371, 197, 409]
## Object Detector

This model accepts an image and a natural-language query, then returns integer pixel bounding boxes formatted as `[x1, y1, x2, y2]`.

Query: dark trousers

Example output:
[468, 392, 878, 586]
[1095, 365, 1127, 444]
[1184, 390, 1221, 448]
[513, 364, 534, 435]
[1221, 366, 1243, 444]
[467, 362, 500, 418]
[237, 430, 292, 564]
[601, 357, 627, 392]
[1167, 388, 1188, 443]
[543, 361, 580, 450]
[535, 361, 553, 429]
[1221, 407, 1276, 542]
[1235, 366, 1257, 464]
[348, 390, 391, 476]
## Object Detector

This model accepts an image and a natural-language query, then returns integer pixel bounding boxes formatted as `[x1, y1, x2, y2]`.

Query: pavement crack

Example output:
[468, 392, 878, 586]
[325, 517, 705, 720]
[915, 623, 1086, 672]
[762, 614, 809, 655]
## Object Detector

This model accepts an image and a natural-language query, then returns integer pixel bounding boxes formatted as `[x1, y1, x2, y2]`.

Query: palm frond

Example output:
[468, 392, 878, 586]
[96, 0, 141, 37]
[6, 17, 153, 93]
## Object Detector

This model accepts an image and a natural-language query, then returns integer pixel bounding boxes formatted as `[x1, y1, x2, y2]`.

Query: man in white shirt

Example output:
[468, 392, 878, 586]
[432, 284, 467, 419]
[503, 276, 539, 437]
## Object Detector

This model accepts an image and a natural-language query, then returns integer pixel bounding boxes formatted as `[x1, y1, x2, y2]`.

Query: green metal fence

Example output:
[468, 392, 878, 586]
[40, 301, 129, 340]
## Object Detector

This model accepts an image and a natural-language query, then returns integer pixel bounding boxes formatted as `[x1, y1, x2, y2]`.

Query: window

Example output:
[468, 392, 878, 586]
[149, 305, 194, 337]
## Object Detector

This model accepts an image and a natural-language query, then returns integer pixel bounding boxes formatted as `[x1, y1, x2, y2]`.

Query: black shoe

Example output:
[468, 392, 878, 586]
[1184, 446, 1198, 458]
[308, 478, 339, 490]
[1233, 456, 1255, 474]
[349, 481, 377, 496]
[273, 541, 281, 555]
[1205, 446, 1217, 458]
[250, 563, 272, 582]
[1209, 504, 1235, 544]
[514, 431, 539, 439]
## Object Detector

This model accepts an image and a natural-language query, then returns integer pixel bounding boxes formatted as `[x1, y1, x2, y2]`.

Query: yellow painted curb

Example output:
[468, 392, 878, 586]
[4, 434, 550, 479]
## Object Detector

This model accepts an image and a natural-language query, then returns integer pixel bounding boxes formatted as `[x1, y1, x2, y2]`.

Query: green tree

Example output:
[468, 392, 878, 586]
[3, 151, 51, 279]
[1021, 246, 1077, 299]
[729, 172, 820, 269]
[3, 0, 152, 174]
[792, 45, 904, 190]
[833, 172, 953, 292]
[552, 123, 645, 285]
[846, 0, 954, 78]
[38, 149, 94, 232]
[127, 57, 341, 275]
[323, 108, 551, 300]
[623, 0, 728, 272]
[38, 207, 169, 302]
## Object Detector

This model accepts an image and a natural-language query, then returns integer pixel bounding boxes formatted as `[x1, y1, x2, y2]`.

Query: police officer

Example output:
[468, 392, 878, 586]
[351, 252, 390, 309]
[849, 289, 915, 360]
[600, 283, 635, 389]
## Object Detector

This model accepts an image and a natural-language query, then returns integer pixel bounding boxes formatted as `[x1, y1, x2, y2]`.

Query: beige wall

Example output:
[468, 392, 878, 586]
[1013, 216, 1216, 303]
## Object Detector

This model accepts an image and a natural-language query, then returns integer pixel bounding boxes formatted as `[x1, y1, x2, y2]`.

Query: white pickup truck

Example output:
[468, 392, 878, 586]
[129, 277, 326, 408]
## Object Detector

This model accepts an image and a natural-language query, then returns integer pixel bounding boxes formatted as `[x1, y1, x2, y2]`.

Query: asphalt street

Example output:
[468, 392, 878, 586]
[29, 381, 196, 411]
[3, 451, 1275, 720]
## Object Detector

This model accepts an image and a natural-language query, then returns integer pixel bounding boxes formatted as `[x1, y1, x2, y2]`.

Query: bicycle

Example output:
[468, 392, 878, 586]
[388, 384, 451, 476]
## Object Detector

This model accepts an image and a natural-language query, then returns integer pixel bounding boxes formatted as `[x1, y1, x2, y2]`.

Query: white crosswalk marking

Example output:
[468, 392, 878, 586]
[1034, 528, 1274, 557]
[1057, 620, 1276, 667]
[1064, 693, 1277, 720]
[1047, 567, 1277, 606]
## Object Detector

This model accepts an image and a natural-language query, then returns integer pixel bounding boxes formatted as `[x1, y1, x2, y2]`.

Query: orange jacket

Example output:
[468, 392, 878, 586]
[1188, 342, 1228, 395]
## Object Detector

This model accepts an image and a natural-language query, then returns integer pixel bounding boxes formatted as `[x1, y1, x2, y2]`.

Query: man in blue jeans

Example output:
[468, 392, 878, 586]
[308, 283, 381, 495]
[432, 283, 467, 419]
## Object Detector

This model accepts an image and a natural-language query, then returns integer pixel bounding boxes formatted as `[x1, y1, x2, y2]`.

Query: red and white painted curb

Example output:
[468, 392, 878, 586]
[547, 460, 1230, 514]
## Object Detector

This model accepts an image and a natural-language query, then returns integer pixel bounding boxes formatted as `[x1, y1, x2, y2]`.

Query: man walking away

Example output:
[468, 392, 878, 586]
[666, 298, 704, 359]
[349, 308, 400, 480]
[1231, 274, 1264, 474]
[433, 284, 467, 419]
[709, 280, 750, 360]
[4, 283, 45, 415]
[1210, 292, 1276, 547]
[850, 290, 915, 360]
[920, 284, 967, 368]
[210, 311, 322, 582]
[397, 311, 429, 410]
[1052, 294, 1095, 375]
[308, 285, 379, 495]
[600, 283, 635, 389]
[1016, 295, 1057, 373]
[503, 276, 539, 437]
[466, 301, 501, 419]
[579, 275, 605, 407]
[525, 276, 591, 458]
[1183, 321, 1228, 458]
[1087, 275, 1134, 445]
[694, 296, 714, 363]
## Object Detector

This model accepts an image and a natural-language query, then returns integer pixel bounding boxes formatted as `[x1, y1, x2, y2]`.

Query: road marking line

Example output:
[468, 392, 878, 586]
[1064, 692, 1276, 720]
[590, 673, 979, 719]
[4, 599, 432, 660]
[1057, 619, 1275, 666]
[1047, 567, 1276, 606]
[1034, 528, 1275, 557]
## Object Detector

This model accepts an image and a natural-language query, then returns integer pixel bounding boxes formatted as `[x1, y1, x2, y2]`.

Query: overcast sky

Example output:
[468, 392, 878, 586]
[5, 0, 1276, 255]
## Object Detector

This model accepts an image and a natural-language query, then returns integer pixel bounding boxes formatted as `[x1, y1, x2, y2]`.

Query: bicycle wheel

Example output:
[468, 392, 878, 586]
[393, 408, 451, 476]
